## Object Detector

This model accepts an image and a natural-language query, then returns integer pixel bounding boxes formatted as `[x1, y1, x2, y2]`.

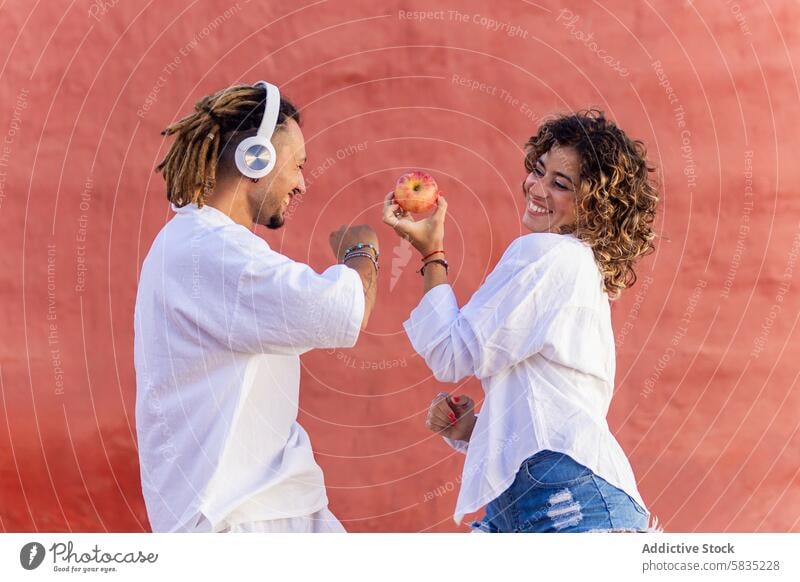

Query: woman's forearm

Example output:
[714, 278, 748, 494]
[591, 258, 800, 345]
[423, 260, 449, 293]
[421, 247, 449, 293]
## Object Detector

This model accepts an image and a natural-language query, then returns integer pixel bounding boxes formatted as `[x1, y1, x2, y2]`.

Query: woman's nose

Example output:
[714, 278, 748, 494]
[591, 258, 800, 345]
[524, 173, 536, 195]
[526, 174, 546, 197]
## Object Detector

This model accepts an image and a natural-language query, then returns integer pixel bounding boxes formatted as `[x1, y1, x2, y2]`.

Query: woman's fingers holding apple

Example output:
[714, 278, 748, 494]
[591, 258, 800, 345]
[432, 192, 448, 222]
[382, 191, 413, 229]
[381, 193, 397, 225]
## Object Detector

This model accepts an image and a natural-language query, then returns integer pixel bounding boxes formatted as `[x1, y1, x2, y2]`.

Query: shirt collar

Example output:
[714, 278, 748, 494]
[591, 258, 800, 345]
[171, 202, 237, 228]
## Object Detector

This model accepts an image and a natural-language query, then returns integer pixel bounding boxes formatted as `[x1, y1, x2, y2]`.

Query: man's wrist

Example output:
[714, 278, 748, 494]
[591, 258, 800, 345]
[342, 252, 379, 274]
[340, 243, 379, 263]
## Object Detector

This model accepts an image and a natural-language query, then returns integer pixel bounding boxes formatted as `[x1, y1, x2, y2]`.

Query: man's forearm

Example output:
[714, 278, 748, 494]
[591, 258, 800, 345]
[345, 256, 378, 329]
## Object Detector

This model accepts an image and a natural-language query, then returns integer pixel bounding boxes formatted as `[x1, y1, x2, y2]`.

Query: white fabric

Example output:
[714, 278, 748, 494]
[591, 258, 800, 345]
[403, 232, 648, 524]
[224, 506, 346, 533]
[134, 203, 364, 532]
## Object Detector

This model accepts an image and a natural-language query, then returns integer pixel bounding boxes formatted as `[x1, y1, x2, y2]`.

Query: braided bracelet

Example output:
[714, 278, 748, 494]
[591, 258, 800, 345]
[343, 242, 379, 260]
[344, 250, 379, 272]
[418, 258, 448, 275]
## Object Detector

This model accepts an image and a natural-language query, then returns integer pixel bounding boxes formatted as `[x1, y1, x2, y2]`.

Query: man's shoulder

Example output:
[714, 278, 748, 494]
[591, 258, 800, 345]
[163, 211, 274, 262]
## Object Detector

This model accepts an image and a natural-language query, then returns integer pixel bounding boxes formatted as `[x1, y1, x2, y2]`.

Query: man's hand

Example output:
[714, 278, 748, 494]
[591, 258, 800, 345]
[425, 392, 476, 442]
[329, 224, 379, 262]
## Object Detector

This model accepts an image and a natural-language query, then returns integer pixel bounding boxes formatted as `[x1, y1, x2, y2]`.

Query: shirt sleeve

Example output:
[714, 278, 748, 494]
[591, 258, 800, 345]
[403, 238, 574, 382]
[230, 251, 365, 355]
[442, 436, 469, 454]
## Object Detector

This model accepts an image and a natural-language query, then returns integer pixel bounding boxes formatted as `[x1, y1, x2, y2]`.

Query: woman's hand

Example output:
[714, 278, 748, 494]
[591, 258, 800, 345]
[381, 191, 448, 256]
[425, 392, 476, 442]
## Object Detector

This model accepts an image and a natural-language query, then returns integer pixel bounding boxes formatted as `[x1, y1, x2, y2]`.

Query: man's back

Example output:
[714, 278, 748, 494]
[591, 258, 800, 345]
[134, 203, 362, 532]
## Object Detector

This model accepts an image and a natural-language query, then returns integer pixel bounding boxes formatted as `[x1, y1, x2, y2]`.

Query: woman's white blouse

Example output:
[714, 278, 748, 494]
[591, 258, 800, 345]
[403, 232, 648, 524]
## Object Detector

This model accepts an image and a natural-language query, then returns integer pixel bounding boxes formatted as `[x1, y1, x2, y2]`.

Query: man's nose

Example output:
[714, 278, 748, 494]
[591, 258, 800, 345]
[296, 172, 306, 194]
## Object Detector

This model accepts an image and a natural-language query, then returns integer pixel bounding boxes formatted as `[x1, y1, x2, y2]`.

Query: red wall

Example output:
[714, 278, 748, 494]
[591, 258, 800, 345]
[1, 0, 799, 532]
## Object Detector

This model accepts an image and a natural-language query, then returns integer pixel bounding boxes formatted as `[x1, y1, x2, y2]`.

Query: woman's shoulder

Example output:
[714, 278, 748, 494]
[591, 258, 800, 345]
[501, 233, 604, 298]
[503, 232, 593, 266]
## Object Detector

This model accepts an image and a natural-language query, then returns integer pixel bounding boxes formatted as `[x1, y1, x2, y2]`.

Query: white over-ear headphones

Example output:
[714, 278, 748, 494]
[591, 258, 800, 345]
[234, 81, 281, 179]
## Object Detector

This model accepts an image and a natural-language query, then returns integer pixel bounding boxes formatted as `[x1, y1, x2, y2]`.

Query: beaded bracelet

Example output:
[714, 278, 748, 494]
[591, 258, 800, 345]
[418, 258, 448, 276]
[344, 250, 379, 272]
[343, 242, 379, 260]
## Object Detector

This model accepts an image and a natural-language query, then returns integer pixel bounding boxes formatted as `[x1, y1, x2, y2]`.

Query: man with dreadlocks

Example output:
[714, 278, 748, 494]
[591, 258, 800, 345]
[134, 82, 378, 533]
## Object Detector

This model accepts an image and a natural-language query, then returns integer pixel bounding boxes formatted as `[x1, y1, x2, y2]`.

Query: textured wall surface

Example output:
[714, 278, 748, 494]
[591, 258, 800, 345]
[1, 0, 798, 532]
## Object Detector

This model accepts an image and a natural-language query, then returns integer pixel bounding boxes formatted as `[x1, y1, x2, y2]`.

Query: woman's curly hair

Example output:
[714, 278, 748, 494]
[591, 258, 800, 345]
[524, 110, 659, 299]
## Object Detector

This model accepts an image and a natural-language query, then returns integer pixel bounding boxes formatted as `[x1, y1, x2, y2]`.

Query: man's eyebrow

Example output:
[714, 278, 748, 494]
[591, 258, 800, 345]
[537, 157, 575, 185]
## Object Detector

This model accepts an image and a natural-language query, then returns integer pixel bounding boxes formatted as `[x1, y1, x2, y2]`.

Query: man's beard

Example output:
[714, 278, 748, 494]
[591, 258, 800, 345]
[265, 211, 285, 229]
[256, 200, 285, 229]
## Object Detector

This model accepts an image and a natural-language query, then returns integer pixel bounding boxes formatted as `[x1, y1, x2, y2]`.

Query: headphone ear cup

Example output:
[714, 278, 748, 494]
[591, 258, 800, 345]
[235, 136, 277, 179]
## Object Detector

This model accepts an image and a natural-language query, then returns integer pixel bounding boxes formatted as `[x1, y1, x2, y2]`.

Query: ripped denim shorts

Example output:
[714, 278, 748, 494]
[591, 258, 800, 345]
[472, 450, 651, 533]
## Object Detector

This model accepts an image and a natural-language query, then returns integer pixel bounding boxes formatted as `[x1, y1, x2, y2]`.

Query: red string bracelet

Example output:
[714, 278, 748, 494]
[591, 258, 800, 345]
[421, 250, 445, 261]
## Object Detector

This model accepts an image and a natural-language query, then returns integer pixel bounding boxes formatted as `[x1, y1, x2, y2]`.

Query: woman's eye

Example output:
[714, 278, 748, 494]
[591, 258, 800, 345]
[534, 166, 545, 177]
[555, 181, 567, 190]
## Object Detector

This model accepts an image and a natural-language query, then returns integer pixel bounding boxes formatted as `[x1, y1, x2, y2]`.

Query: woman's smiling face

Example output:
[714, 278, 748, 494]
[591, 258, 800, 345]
[522, 144, 580, 234]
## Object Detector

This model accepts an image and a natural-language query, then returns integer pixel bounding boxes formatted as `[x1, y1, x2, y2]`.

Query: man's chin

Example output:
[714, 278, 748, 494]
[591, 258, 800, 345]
[255, 210, 285, 230]
[265, 215, 285, 230]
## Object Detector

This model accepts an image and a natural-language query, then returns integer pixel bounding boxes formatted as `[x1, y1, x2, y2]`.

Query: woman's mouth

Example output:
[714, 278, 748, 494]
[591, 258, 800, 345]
[526, 198, 552, 215]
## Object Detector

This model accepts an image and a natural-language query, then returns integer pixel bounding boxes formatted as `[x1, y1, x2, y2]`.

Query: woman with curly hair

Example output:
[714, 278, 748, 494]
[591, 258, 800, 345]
[382, 110, 659, 533]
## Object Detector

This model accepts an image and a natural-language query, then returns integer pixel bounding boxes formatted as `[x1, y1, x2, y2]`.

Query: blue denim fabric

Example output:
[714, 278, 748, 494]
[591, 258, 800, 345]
[472, 450, 650, 533]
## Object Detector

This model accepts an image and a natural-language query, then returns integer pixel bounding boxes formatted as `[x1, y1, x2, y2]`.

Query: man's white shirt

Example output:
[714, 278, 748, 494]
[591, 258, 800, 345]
[134, 203, 364, 532]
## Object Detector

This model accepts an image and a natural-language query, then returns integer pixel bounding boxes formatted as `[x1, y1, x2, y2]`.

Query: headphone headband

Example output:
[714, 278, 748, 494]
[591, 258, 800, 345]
[254, 80, 280, 138]
[234, 80, 282, 180]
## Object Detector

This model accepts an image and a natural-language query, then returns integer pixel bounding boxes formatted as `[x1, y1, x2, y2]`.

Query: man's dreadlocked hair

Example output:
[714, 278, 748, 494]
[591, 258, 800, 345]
[156, 83, 300, 208]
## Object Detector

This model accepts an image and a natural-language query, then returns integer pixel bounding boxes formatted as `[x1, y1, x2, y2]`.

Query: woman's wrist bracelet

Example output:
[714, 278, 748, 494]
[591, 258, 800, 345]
[421, 249, 445, 261]
[418, 258, 448, 276]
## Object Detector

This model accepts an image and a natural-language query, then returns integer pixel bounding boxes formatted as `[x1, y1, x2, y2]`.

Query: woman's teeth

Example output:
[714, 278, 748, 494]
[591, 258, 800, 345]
[527, 199, 551, 214]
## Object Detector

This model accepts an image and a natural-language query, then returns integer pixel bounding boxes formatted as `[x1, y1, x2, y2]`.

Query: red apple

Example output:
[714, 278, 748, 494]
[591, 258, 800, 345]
[393, 171, 440, 214]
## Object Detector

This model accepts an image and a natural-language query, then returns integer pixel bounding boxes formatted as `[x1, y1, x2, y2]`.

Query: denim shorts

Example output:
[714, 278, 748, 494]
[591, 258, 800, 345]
[472, 450, 651, 533]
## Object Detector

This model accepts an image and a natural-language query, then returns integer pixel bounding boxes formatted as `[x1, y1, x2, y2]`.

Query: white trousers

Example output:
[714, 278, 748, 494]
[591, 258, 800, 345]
[226, 507, 346, 533]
